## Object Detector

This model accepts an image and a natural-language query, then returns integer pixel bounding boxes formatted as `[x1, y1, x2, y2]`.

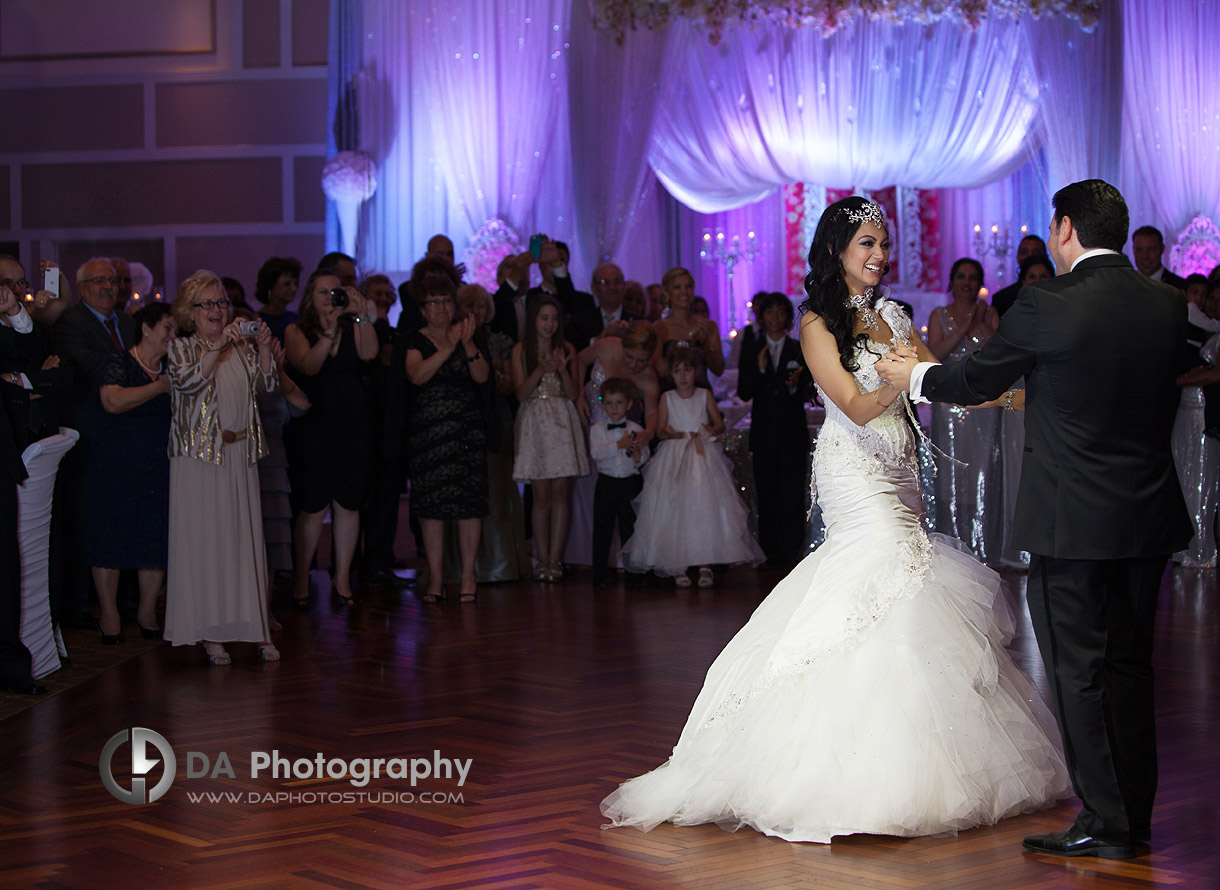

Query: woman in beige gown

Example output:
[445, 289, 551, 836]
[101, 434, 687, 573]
[164, 270, 279, 664]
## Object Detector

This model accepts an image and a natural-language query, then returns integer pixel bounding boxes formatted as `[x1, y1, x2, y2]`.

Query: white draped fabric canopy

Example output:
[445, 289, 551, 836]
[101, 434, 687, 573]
[649, 16, 1040, 213]
[328, 1, 1218, 310]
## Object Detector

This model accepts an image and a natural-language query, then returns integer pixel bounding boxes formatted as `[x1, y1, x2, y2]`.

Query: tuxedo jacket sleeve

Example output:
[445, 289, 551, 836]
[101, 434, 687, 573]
[922, 254, 1193, 559]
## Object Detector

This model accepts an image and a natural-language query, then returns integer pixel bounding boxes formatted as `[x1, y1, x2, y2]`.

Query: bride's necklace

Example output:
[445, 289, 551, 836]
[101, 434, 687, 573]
[849, 288, 879, 331]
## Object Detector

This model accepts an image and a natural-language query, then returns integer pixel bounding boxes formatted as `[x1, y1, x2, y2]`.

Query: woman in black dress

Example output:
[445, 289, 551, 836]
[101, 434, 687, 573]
[405, 273, 490, 603]
[86, 302, 176, 642]
[285, 268, 378, 607]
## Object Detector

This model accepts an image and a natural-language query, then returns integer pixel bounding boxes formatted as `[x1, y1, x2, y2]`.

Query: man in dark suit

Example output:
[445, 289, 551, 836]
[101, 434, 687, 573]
[736, 292, 812, 568]
[492, 239, 595, 343]
[52, 258, 137, 629]
[1131, 225, 1186, 291]
[491, 251, 531, 343]
[537, 239, 595, 320]
[566, 263, 640, 351]
[878, 180, 1193, 860]
[992, 234, 1049, 317]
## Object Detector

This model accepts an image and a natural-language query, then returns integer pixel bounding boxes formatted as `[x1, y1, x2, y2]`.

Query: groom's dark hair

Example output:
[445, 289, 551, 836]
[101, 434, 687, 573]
[1052, 179, 1129, 253]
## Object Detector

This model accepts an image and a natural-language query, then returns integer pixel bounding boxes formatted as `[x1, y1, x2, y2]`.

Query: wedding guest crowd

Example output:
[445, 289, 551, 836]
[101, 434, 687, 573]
[3, 214, 1213, 692]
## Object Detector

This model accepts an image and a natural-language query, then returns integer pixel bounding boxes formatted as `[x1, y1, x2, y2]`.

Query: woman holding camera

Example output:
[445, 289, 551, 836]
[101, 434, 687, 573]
[285, 269, 378, 608]
[164, 270, 278, 664]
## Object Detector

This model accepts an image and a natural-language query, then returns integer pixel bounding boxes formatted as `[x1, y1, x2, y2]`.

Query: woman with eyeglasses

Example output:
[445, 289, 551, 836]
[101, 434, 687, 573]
[405, 272, 490, 602]
[284, 268, 377, 608]
[164, 270, 279, 664]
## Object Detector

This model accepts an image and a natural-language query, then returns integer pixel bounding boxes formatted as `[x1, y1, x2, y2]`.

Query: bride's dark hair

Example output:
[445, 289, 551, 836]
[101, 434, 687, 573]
[799, 196, 888, 373]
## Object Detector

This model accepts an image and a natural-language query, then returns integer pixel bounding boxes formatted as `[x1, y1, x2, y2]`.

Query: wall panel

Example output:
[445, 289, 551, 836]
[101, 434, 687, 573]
[23, 158, 283, 228]
[155, 80, 326, 147]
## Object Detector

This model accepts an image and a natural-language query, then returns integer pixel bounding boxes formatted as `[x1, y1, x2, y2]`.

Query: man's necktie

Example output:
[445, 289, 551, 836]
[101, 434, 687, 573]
[104, 317, 122, 350]
[607, 422, 627, 430]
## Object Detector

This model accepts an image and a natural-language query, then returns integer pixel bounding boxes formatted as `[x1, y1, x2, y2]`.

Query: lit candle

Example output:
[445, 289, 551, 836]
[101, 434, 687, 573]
[991, 225, 998, 235]
[974, 224, 981, 234]
[1020, 224, 1028, 234]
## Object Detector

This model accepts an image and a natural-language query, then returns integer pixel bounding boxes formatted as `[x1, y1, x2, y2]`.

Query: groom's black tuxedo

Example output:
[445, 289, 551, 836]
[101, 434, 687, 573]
[920, 251, 1192, 845]
[922, 253, 1191, 558]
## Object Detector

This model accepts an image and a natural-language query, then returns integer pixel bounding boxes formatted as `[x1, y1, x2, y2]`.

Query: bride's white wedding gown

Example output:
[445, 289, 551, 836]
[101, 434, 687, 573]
[601, 299, 1070, 844]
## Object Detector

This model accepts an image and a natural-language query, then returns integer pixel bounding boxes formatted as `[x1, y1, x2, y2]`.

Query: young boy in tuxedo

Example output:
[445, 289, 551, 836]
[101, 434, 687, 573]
[588, 377, 648, 588]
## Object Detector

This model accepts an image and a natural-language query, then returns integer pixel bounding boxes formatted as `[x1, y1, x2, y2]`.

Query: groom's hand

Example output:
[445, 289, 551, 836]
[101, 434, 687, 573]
[876, 344, 919, 392]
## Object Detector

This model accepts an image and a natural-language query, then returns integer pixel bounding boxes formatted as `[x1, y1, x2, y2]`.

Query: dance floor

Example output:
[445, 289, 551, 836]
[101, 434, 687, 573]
[0, 555, 1216, 889]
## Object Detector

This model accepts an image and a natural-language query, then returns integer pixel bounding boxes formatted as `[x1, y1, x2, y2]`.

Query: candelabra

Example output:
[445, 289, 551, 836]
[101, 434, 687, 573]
[971, 224, 1015, 263]
[698, 229, 760, 334]
[972, 223, 1031, 288]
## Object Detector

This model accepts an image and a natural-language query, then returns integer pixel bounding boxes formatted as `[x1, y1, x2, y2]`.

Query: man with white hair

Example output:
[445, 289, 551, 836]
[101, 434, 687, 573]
[52, 258, 137, 630]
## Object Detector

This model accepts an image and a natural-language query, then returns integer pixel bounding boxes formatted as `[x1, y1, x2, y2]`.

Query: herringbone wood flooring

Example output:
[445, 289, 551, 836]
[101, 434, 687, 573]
[1, 559, 1216, 889]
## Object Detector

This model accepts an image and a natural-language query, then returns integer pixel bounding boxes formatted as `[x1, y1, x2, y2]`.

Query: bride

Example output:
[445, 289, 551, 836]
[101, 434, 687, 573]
[600, 197, 1069, 843]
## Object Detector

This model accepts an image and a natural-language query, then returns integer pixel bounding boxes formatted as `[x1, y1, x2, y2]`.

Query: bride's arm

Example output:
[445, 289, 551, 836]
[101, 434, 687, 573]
[800, 313, 898, 426]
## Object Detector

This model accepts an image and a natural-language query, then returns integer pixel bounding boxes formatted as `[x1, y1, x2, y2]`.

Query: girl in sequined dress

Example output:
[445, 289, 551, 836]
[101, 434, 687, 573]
[510, 294, 589, 581]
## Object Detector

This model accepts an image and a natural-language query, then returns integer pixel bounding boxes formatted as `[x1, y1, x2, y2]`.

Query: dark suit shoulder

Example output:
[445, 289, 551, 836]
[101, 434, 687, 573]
[1162, 269, 1186, 290]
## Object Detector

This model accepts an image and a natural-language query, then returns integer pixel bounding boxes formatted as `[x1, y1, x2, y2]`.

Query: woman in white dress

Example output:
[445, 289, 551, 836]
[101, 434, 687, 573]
[601, 197, 1069, 844]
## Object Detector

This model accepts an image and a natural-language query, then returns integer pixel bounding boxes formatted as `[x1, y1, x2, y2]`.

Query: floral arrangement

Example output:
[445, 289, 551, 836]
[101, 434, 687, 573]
[321, 151, 378, 203]
[591, 0, 1101, 44]
[464, 218, 525, 291]
[1169, 215, 1220, 278]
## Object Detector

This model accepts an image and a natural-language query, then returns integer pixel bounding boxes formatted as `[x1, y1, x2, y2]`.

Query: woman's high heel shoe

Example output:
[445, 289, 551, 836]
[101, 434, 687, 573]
[101, 632, 124, 645]
[138, 625, 163, 641]
[202, 642, 230, 666]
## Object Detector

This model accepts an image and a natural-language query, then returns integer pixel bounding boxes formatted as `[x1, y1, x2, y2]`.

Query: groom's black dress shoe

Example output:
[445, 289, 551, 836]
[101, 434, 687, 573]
[1022, 825, 1139, 860]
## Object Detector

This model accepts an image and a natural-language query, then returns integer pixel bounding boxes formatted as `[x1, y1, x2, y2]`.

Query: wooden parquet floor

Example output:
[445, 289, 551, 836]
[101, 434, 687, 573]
[0, 560, 1216, 890]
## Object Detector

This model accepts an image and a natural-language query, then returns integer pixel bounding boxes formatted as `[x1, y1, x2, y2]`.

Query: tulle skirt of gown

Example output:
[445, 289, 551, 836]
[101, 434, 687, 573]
[619, 436, 764, 576]
[601, 461, 1069, 843]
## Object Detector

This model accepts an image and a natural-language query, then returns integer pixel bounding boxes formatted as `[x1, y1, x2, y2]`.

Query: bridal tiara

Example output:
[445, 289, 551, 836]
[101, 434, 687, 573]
[842, 201, 885, 228]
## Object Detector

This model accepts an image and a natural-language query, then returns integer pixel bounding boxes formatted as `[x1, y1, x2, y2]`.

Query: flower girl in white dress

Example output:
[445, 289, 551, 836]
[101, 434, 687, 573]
[601, 197, 1068, 843]
[619, 346, 764, 586]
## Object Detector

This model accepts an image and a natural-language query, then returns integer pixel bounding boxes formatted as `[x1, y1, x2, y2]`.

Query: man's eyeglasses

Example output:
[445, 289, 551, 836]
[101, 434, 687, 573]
[193, 299, 232, 310]
[422, 297, 453, 307]
[82, 276, 119, 287]
[596, 278, 624, 288]
[0, 278, 29, 295]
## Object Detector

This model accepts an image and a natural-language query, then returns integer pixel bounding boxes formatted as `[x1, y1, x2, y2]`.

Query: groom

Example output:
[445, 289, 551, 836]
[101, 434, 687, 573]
[876, 179, 1192, 860]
